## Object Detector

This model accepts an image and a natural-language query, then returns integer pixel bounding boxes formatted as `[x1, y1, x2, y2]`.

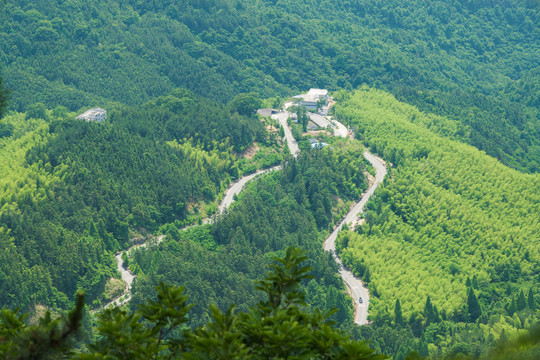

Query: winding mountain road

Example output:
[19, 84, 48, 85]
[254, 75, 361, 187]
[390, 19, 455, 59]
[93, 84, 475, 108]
[104, 107, 386, 327]
[323, 150, 386, 324]
[271, 109, 386, 324]
[100, 235, 166, 310]
[100, 167, 281, 311]
[218, 166, 282, 214]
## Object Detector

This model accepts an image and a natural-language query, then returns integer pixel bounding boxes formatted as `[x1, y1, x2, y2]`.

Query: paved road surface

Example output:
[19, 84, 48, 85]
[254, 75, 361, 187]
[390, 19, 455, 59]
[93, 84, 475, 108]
[272, 112, 300, 157]
[332, 119, 348, 138]
[323, 151, 386, 324]
[218, 166, 281, 214]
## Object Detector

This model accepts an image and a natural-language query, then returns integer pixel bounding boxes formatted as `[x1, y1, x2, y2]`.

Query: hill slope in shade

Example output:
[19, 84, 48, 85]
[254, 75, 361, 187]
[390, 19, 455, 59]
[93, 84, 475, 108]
[0, 0, 538, 171]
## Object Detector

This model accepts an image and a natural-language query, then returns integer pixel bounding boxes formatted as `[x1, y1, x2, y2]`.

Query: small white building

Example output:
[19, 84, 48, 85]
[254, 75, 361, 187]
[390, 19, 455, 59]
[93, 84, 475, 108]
[76, 108, 107, 122]
[293, 88, 329, 110]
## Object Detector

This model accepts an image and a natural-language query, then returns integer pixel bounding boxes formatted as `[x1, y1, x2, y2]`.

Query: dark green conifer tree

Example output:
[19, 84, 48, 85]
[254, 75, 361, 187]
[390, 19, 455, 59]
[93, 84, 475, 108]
[508, 297, 517, 316]
[432, 304, 440, 323]
[0, 71, 7, 118]
[394, 298, 404, 326]
[88, 220, 99, 238]
[467, 287, 482, 322]
[335, 291, 350, 323]
[517, 290, 527, 311]
[97, 219, 107, 239]
[472, 274, 479, 289]
[424, 295, 434, 324]
[363, 268, 371, 283]
[418, 336, 429, 357]
[528, 288, 536, 310]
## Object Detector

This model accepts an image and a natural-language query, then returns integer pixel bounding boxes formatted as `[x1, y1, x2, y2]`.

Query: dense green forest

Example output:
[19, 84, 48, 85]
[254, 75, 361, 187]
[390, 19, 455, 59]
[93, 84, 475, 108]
[0, 0, 538, 171]
[129, 140, 371, 328]
[333, 88, 539, 358]
[1, 248, 538, 359]
[0, 89, 268, 311]
[0, 249, 390, 359]
[1, 0, 539, 358]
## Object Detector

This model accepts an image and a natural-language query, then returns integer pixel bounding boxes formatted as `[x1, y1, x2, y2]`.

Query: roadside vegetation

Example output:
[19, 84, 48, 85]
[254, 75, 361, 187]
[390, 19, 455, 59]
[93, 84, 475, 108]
[0, 248, 390, 359]
[0, 1, 539, 358]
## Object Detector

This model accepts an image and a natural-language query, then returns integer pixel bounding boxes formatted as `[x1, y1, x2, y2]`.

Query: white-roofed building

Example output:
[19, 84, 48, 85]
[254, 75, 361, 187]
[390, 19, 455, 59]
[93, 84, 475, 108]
[293, 88, 329, 110]
[76, 108, 107, 122]
[307, 88, 328, 100]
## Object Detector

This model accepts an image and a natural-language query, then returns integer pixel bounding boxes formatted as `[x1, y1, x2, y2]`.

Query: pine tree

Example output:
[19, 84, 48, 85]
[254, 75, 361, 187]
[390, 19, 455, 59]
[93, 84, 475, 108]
[336, 291, 349, 323]
[465, 277, 472, 288]
[424, 295, 434, 324]
[432, 304, 440, 323]
[472, 274, 479, 289]
[363, 268, 371, 283]
[0, 72, 8, 119]
[527, 288, 536, 310]
[440, 308, 447, 321]
[517, 290, 527, 311]
[418, 336, 429, 357]
[467, 287, 482, 322]
[395, 346, 406, 360]
[508, 297, 517, 316]
[326, 286, 337, 310]
[88, 220, 99, 238]
[395, 298, 404, 326]
[97, 219, 107, 239]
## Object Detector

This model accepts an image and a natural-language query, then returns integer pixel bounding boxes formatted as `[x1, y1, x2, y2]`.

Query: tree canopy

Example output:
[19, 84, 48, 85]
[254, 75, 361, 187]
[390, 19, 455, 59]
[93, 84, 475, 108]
[0, 248, 387, 360]
[228, 92, 262, 116]
[0, 0, 537, 171]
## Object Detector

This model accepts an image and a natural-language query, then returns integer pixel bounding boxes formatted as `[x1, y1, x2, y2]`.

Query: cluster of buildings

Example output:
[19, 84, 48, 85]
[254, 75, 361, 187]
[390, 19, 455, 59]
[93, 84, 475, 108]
[76, 108, 107, 122]
[257, 88, 331, 120]
[257, 88, 337, 144]
[293, 88, 329, 111]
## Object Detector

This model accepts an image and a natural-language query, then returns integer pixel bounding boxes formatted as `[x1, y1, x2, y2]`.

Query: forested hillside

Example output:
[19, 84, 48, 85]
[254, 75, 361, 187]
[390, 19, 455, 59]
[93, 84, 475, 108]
[334, 88, 539, 358]
[0, 0, 538, 171]
[0, 90, 267, 311]
[0, 0, 539, 358]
